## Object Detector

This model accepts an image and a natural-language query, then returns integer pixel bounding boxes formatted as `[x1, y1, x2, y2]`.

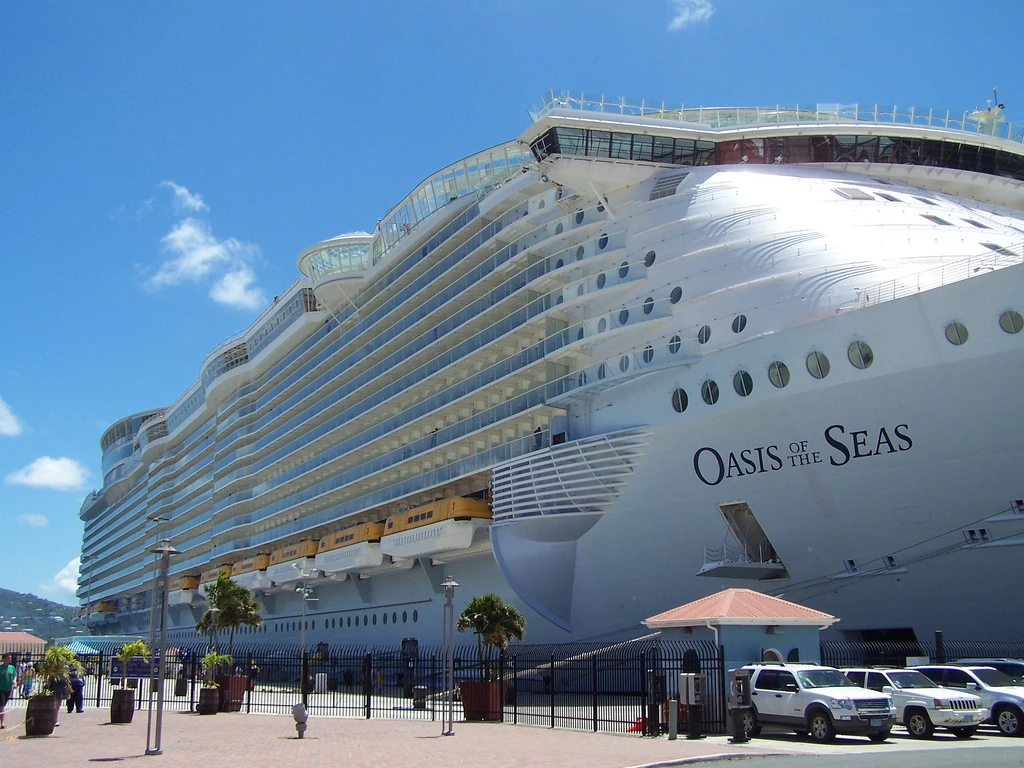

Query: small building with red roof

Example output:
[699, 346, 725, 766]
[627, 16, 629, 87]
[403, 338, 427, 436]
[644, 588, 838, 671]
[0, 631, 47, 660]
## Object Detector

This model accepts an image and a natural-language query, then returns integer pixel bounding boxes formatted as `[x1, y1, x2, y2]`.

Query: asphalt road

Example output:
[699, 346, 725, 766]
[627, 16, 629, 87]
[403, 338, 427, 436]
[750, 749, 1023, 768]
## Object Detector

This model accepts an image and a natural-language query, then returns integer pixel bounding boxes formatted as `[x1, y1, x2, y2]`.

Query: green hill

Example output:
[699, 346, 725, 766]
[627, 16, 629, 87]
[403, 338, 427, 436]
[0, 588, 80, 643]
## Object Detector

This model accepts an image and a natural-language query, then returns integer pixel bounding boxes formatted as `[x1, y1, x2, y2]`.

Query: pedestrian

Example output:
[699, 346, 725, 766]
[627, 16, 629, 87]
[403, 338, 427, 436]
[21, 661, 35, 699]
[47, 668, 69, 727]
[247, 661, 260, 693]
[0, 653, 15, 729]
[67, 667, 85, 713]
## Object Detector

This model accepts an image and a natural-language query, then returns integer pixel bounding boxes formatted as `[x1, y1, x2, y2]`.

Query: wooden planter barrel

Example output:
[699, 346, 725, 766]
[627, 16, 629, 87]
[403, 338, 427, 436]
[110, 688, 136, 724]
[197, 687, 219, 715]
[24, 695, 58, 737]
[459, 680, 503, 721]
[215, 674, 247, 711]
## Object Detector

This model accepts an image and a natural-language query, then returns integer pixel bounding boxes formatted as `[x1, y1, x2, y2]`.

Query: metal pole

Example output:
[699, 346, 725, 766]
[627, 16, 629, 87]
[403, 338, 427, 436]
[144, 551, 161, 753]
[441, 576, 457, 736]
[146, 541, 177, 756]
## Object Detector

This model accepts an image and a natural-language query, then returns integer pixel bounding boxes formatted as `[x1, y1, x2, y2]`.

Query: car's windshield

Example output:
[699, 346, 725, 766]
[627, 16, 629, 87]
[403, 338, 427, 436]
[798, 669, 854, 688]
[971, 668, 1017, 686]
[887, 671, 936, 689]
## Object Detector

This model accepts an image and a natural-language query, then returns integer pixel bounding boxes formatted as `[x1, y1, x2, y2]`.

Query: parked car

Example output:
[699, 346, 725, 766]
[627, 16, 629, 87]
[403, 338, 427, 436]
[913, 665, 1024, 736]
[843, 667, 987, 738]
[952, 659, 1024, 684]
[742, 664, 896, 743]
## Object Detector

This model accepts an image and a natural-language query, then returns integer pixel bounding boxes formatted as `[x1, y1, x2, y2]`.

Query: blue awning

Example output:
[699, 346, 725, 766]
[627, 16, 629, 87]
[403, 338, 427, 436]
[64, 640, 101, 655]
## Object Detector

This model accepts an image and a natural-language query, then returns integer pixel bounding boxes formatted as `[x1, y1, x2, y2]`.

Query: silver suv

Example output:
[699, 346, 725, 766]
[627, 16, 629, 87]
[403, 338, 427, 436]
[914, 665, 1024, 737]
[843, 668, 987, 738]
[742, 664, 896, 743]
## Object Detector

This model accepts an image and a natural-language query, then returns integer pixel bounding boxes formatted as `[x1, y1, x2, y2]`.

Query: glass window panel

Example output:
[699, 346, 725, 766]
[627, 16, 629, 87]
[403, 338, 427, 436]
[586, 130, 611, 157]
[610, 132, 633, 159]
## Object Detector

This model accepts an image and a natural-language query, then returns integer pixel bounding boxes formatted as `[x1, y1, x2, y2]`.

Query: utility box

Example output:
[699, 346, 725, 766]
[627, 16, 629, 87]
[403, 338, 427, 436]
[727, 669, 752, 709]
[679, 673, 706, 706]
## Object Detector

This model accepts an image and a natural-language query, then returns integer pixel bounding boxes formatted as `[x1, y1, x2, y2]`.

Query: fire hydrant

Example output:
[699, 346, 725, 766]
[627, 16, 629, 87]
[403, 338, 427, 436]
[291, 703, 308, 738]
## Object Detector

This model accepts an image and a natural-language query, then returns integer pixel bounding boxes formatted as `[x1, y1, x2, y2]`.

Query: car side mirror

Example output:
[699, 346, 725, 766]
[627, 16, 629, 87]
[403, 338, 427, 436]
[881, 685, 894, 694]
[784, 683, 798, 692]
[966, 682, 979, 690]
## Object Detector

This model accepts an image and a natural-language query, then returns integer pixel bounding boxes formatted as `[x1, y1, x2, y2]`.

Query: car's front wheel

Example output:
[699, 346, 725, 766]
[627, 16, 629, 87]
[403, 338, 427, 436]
[807, 708, 836, 743]
[740, 708, 761, 738]
[905, 708, 934, 738]
[994, 705, 1024, 737]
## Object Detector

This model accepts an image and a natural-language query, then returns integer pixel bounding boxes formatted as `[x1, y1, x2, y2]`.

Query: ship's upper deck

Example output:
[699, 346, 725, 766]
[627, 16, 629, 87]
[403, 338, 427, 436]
[529, 90, 1024, 146]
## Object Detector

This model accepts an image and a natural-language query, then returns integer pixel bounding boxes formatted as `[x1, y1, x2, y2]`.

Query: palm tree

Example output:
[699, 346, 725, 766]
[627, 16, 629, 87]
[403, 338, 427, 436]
[456, 593, 525, 680]
[195, 573, 263, 658]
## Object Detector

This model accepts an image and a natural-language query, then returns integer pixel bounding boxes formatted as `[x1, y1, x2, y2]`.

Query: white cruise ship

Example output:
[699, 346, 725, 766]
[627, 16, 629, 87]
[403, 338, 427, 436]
[77, 91, 1024, 648]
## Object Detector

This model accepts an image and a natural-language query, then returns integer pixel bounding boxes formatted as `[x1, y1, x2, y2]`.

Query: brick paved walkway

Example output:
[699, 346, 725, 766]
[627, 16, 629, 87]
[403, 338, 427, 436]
[0, 705, 789, 768]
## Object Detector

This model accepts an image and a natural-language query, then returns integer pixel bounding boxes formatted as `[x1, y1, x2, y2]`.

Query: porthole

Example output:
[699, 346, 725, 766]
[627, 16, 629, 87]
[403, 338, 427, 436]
[555, 222, 562, 234]
[392, 612, 397, 624]
[670, 286, 682, 304]
[597, 363, 606, 380]
[944, 321, 969, 345]
[733, 371, 753, 397]
[806, 351, 831, 379]
[364, 613, 368, 625]
[643, 344, 654, 364]
[701, 380, 720, 405]
[768, 361, 790, 389]
[413, 610, 418, 622]
[402, 611, 408, 623]
[372, 614, 377, 625]
[999, 310, 1023, 334]
[619, 356, 630, 372]
[698, 325, 711, 344]
[347, 617, 351, 627]
[598, 233, 609, 249]
[331, 618, 336, 629]
[643, 297, 654, 315]
[619, 262, 629, 278]
[732, 315, 747, 334]
[556, 258, 564, 269]
[619, 309, 629, 325]
[598, 318, 607, 333]
[556, 295, 563, 305]
[597, 273, 606, 289]
[575, 211, 584, 225]
[304, 621, 308, 631]
[383, 613, 387, 624]
[671, 388, 688, 413]
[847, 341, 874, 369]
[578, 372, 587, 386]
[644, 250, 656, 267]
[576, 246, 584, 260]
[669, 335, 682, 354]
[577, 284, 584, 298]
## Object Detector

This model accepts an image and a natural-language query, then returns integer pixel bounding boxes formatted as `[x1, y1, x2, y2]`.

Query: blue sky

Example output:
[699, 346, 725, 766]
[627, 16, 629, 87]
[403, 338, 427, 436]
[1, 0, 1022, 605]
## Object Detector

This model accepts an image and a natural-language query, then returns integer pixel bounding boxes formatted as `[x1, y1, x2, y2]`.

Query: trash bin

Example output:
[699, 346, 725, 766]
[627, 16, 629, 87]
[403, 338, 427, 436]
[412, 685, 427, 709]
[174, 670, 187, 697]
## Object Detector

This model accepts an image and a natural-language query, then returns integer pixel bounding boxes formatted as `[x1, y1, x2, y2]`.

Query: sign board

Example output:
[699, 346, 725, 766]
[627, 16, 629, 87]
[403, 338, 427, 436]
[109, 656, 153, 679]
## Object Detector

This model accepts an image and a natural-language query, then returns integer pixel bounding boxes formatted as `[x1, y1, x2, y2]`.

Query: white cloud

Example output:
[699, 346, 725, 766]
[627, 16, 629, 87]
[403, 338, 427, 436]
[5, 456, 89, 491]
[19, 513, 49, 527]
[210, 265, 266, 310]
[668, 0, 714, 30]
[39, 558, 80, 601]
[148, 218, 261, 294]
[0, 395, 22, 436]
[161, 180, 209, 214]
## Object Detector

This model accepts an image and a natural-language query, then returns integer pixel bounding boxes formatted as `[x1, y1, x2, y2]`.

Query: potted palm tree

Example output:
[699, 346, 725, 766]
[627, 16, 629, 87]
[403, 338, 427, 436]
[196, 651, 232, 715]
[111, 639, 150, 724]
[196, 573, 262, 711]
[25, 646, 83, 737]
[456, 593, 525, 721]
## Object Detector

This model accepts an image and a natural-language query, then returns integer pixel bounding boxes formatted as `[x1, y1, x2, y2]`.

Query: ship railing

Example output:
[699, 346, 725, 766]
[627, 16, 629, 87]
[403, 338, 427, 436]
[862, 245, 1024, 307]
[531, 90, 1024, 145]
[703, 543, 774, 565]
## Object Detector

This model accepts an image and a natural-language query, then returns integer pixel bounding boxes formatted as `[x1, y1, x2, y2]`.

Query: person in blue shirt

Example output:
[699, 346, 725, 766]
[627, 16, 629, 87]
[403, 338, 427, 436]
[67, 668, 85, 713]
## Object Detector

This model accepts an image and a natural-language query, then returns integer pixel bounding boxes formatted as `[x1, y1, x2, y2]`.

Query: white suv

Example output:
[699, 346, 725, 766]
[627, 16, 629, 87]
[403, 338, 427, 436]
[742, 664, 896, 743]
[843, 668, 987, 738]
[914, 665, 1024, 737]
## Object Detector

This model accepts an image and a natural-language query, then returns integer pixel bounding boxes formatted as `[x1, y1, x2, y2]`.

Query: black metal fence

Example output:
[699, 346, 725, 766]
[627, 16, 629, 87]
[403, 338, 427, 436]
[25, 636, 1021, 736]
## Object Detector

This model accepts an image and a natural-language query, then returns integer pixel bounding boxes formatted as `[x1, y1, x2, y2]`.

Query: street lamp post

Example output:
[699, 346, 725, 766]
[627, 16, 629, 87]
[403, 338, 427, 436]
[145, 539, 179, 756]
[296, 583, 316, 703]
[145, 516, 170, 666]
[440, 576, 458, 736]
